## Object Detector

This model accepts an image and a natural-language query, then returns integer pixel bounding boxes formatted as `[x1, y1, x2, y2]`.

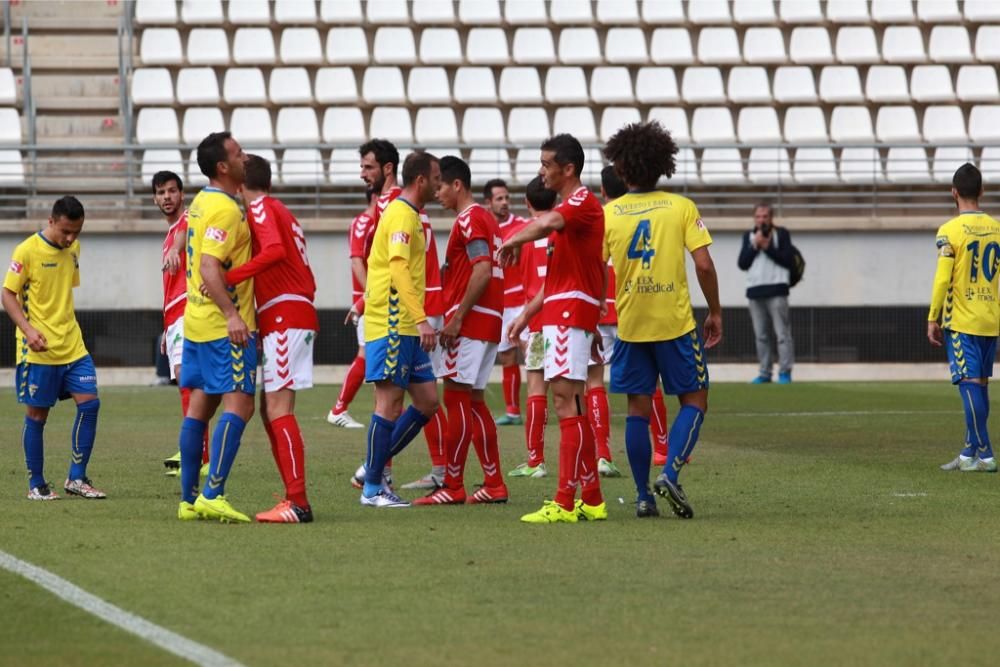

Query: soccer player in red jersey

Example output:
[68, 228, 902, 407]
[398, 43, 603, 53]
[501, 134, 608, 524]
[224, 155, 318, 523]
[414, 156, 508, 505]
[486, 179, 529, 426]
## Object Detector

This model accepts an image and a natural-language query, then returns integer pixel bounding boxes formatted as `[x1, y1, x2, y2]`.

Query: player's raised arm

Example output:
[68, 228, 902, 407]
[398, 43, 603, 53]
[497, 210, 565, 266]
[692, 246, 723, 349]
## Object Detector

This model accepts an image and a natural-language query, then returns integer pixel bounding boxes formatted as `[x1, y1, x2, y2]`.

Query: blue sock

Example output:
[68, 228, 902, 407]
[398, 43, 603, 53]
[625, 416, 654, 502]
[179, 417, 207, 503]
[202, 412, 246, 500]
[961, 383, 993, 459]
[389, 406, 430, 458]
[664, 405, 705, 483]
[364, 414, 395, 497]
[23, 416, 46, 489]
[68, 399, 100, 480]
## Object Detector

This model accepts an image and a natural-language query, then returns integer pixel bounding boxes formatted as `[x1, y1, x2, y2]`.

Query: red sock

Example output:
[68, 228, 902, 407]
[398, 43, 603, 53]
[269, 414, 309, 508]
[443, 388, 473, 490]
[524, 395, 547, 466]
[578, 414, 603, 507]
[651, 387, 669, 457]
[471, 400, 503, 487]
[502, 365, 521, 416]
[180, 386, 210, 462]
[332, 355, 366, 414]
[422, 406, 448, 468]
[555, 416, 586, 511]
[586, 387, 612, 462]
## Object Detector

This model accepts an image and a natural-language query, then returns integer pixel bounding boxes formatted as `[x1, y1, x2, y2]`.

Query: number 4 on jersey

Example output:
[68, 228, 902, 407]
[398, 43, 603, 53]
[627, 219, 655, 269]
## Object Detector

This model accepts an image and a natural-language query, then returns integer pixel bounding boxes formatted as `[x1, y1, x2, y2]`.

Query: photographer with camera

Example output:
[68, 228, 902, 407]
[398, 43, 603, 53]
[738, 202, 795, 384]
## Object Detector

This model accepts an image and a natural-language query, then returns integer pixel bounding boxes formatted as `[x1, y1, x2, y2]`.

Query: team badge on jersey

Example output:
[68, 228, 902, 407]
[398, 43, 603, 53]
[205, 226, 229, 243]
[936, 235, 954, 257]
[9, 260, 22, 274]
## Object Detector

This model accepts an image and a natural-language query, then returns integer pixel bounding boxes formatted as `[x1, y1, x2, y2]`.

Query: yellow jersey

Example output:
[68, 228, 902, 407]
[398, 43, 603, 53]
[3, 232, 88, 365]
[365, 198, 426, 340]
[183, 187, 256, 342]
[603, 191, 712, 342]
[928, 211, 1000, 336]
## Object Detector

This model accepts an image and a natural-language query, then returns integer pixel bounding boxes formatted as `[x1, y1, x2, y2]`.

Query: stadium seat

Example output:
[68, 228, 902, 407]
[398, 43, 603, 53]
[322, 107, 365, 143]
[580, 148, 604, 183]
[792, 147, 839, 184]
[467, 28, 510, 65]
[928, 26, 973, 64]
[681, 67, 726, 104]
[362, 67, 406, 105]
[835, 26, 880, 63]
[326, 28, 369, 65]
[223, 68, 267, 104]
[228, 0, 270, 24]
[463, 107, 506, 144]
[819, 66, 864, 103]
[280, 28, 323, 65]
[499, 67, 543, 104]
[773, 67, 818, 103]
[176, 68, 219, 105]
[232, 28, 274, 65]
[830, 106, 874, 142]
[270, 67, 313, 105]
[636, 67, 679, 104]
[559, 28, 602, 65]
[135, 0, 176, 24]
[420, 28, 463, 65]
[910, 65, 955, 103]
[140, 28, 183, 65]
[969, 106, 1000, 141]
[469, 148, 513, 184]
[186, 28, 230, 66]
[789, 27, 834, 64]
[182, 108, 224, 144]
[839, 147, 884, 183]
[866, 66, 910, 103]
[737, 107, 782, 143]
[700, 148, 745, 184]
[975, 27, 1000, 62]
[727, 67, 771, 104]
[408, 67, 452, 105]
[691, 107, 735, 144]
[784, 107, 828, 142]
[597, 0, 640, 24]
[415, 108, 459, 144]
[229, 107, 273, 144]
[374, 28, 416, 65]
[513, 28, 557, 64]
[885, 147, 930, 183]
[369, 107, 414, 143]
[872, 0, 915, 22]
[689, 0, 731, 23]
[882, 27, 926, 63]
[141, 150, 184, 184]
[459, 0, 501, 24]
[918, 0, 961, 22]
[779, 0, 824, 23]
[507, 107, 550, 143]
[922, 106, 967, 144]
[965, 0, 1000, 21]
[328, 148, 360, 185]
[826, 0, 871, 22]
[747, 148, 792, 184]
[0, 108, 19, 145]
[274, 0, 317, 23]
[743, 27, 788, 64]
[605, 28, 648, 64]
[131, 68, 173, 106]
[367, 0, 409, 24]
[412, 0, 456, 24]
[733, 0, 777, 24]
[670, 147, 699, 185]
[281, 149, 325, 185]
[957, 66, 1000, 102]
[320, 0, 363, 23]
[552, 107, 598, 143]
[980, 147, 1000, 183]
[697, 28, 741, 64]
[545, 67, 589, 104]
[505, 0, 547, 24]
[650, 28, 694, 64]
[181, 0, 223, 24]
[0, 69, 13, 106]
[648, 107, 690, 142]
[600, 107, 641, 141]
[932, 146, 973, 183]
[186, 150, 208, 187]
[514, 148, 542, 183]
[641, 0, 685, 24]
[875, 106, 921, 143]
[551, 0, 593, 24]
[135, 107, 178, 144]
[315, 67, 359, 104]
[591, 67, 634, 104]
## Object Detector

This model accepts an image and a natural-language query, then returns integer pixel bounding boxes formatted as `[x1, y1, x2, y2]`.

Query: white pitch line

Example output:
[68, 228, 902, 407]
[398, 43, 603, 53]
[0, 549, 245, 667]
[714, 410, 959, 418]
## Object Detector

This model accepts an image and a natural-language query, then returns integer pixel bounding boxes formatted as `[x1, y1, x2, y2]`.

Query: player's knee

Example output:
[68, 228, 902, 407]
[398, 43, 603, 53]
[77, 398, 100, 414]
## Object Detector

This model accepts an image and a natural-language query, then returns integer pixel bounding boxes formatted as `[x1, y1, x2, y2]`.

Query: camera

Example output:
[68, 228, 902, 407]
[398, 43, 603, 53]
[755, 223, 772, 236]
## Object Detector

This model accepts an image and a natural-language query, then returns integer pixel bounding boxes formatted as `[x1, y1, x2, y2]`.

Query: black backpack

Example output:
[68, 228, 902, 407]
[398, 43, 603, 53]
[789, 245, 805, 287]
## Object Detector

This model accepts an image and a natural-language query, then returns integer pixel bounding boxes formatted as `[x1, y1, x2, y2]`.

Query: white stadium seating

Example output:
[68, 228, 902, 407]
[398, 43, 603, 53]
[872, 0, 916, 23]
[650, 28, 693, 64]
[957, 66, 1000, 102]
[737, 107, 782, 144]
[175, 68, 218, 105]
[789, 27, 834, 65]
[689, 0, 731, 24]
[463, 107, 505, 144]
[187, 28, 230, 65]
[701, 148, 744, 184]
[597, 0, 640, 24]
[965, 0, 1000, 21]
[505, 0, 547, 25]
[605, 28, 648, 64]
[367, 0, 410, 24]
[270, 67, 313, 105]
[135, 0, 176, 25]
[866, 66, 910, 103]
[415, 107, 459, 144]
[681, 67, 725, 104]
[648, 107, 690, 142]
[600, 107, 641, 142]
[408, 67, 452, 105]
[830, 106, 874, 143]
[499, 67, 543, 104]
[635, 67, 679, 104]
[362, 67, 406, 105]
[182, 108, 224, 144]
[142, 149, 184, 184]
[932, 146, 973, 183]
[275, 0, 318, 24]
[910, 65, 955, 103]
[975, 26, 1000, 62]
[826, 0, 871, 23]
[228, 0, 270, 25]
[784, 107, 828, 142]
[697, 28, 741, 65]
[839, 147, 884, 183]
[774, 67, 818, 103]
[969, 106, 1000, 142]
[232, 28, 274, 65]
[315, 68, 358, 104]
[323, 108, 365, 143]
[882, 26, 926, 63]
[131, 68, 173, 106]
[780, 0, 824, 23]
[743, 27, 787, 64]
[641, 0, 685, 24]
[691, 107, 735, 144]
[553, 107, 597, 143]
[369, 106, 413, 143]
[727, 67, 771, 104]
[875, 106, 921, 143]
[0, 108, 21, 144]
[747, 147, 792, 184]
[281, 148, 325, 185]
[558, 28, 602, 65]
[229, 107, 273, 144]
[551, 0, 593, 24]
[918, 0, 961, 22]
[280, 28, 323, 65]
[922, 106, 967, 143]
[420, 28, 463, 65]
[507, 107, 550, 144]
[181, 0, 223, 24]
[928, 26, 973, 64]
[373, 27, 416, 65]
[733, 0, 777, 24]
[136, 107, 178, 144]
[413, 0, 456, 24]
[223, 68, 267, 104]
[459, 0, 502, 25]
[467, 28, 510, 65]
[326, 28, 369, 65]
[0, 69, 15, 106]
[836, 27, 880, 64]
[886, 147, 930, 183]
[590, 67, 634, 104]
[819, 66, 864, 103]
[512, 28, 557, 65]
[793, 148, 838, 184]
[545, 67, 589, 104]
[140, 28, 183, 65]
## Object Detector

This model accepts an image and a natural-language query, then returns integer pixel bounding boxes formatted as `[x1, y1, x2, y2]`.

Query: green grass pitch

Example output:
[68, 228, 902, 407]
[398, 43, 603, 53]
[2, 381, 1000, 666]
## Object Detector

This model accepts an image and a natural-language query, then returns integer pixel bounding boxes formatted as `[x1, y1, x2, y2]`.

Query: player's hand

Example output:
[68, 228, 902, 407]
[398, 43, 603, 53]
[590, 332, 604, 365]
[417, 320, 437, 352]
[599, 300, 608, 319]
[506, 314, 527, 344]
[160, 331, 167, 355]
[226, 313, 250, 346]
[927, 321, 944, 347]
[344, 302, 360, 326]
[25, 327, 47, 352]
[163, 247, 181, 274]
[497, 241, 521, 268]
[439, 315, 461, 350]
[199, 282, 210, 296]
[702, 312, 722, 349]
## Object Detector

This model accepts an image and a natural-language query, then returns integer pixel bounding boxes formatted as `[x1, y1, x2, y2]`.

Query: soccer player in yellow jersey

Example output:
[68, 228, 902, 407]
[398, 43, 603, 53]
[602, 121, 723, 519]
[928, 163, 1000, 473]
[360, 151, 442, 508]
[2, 196, 105, 500]
[175, 131, 258, 523]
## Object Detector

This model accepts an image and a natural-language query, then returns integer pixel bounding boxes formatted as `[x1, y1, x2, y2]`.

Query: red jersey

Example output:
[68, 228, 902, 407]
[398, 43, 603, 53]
[498, 213, 528, 308]
[226, 195, 318, 334]
[348, 210, 374, 304]
[521, 232, 553, 333]
[542, 186, 605, 331]
[442, 203, 503, 342]
[162, 211, 188, 329]
[372, 185, 402, 228]
[600, 262, 617, 325]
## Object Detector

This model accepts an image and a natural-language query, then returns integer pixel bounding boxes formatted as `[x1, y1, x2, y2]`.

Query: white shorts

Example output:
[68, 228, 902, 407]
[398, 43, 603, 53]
[498, 305, 528, 353]
[543, 325, 593, 382]
[589, 324, 617, 367]
[427, 315, 444, 378]
[439, 337, 499, 390]
[166, 317, 185, 380]
[525, 330, 545, 372]
[355, 314, 365, 348]
[262, 328, 315, 392]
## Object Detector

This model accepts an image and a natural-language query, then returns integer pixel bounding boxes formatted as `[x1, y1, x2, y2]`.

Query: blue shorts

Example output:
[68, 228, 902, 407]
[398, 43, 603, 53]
[365, 334, 435, 389]
[610, 329, 709, 396]
[16, 354, 98, 408]
[180, 335, 258, 395]
[945, 330, 996, 384]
